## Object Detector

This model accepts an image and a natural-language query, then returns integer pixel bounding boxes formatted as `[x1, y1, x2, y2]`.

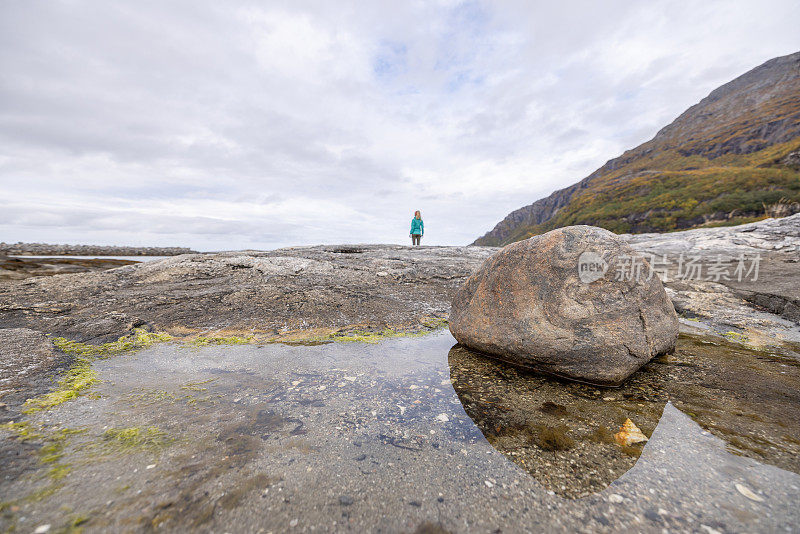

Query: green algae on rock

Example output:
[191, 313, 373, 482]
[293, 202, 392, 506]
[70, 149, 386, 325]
[22, 329, 172, 415]
[102, 426, 173, 451]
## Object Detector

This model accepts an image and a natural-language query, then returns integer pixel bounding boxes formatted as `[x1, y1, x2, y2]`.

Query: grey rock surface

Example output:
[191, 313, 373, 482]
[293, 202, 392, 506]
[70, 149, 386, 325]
[0, 245, 496, 343]
[0, 328, 61, 398]
[449, 226, 678, 386]
[623, 212, 800, 258]
[624, 213, 800, 339]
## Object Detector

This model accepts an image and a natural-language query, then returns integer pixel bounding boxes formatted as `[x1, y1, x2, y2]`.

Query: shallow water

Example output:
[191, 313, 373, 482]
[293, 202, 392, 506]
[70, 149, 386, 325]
[2, 331, 799, 532]
[450, 333, 800, 497]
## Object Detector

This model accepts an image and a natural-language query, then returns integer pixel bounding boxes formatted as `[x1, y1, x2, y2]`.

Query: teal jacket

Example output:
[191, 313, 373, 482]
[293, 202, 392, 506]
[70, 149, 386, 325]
[410, 217, 424, 235]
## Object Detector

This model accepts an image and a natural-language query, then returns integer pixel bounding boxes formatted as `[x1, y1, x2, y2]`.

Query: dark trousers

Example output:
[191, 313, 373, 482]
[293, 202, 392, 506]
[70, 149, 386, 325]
[412, 234, 421, 245]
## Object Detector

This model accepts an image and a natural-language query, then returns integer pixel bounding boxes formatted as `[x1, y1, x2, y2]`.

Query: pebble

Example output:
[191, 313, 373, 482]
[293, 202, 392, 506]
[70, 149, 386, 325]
[376, 271, 389, 277]
[146, 464, 156, 469]
[436, 413, 449, 423]
[608, 494, 624, 503]
[484, 480, 494, 488]
[289, 518, 298, 527]
[339, 495, 354, 506]
[34, 526, 51, 534]
[735, 483, 764, 502]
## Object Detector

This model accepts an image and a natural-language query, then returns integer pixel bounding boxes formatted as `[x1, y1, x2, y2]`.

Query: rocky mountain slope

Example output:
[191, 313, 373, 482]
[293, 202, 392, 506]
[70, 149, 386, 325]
[474, 51, 800, 246]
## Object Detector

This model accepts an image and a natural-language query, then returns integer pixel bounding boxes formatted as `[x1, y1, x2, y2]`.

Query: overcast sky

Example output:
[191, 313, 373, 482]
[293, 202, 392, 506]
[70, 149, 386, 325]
[1, 1, 798, 251]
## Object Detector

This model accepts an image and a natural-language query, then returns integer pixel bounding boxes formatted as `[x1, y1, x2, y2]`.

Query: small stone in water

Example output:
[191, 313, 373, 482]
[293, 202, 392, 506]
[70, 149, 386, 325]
[34, 526, 51, 534]
[339, 495, 354, 506]
[735, 483, 764, 502]
[614, 419, 648, 447]
[289, 518, 299, 527]
[608, 493, 624, 503]
[436, 413, 449, 422]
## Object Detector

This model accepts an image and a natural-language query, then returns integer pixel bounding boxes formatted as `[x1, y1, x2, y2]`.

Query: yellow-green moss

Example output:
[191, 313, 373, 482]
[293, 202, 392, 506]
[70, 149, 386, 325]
[1, 423, 85, 492]
[327, 318, 449, 344]
[22, 329, 172, 415]
[102, 426, 173, 451]
[723, 331, 749, 343]
[22, 362, 98, 414]
[191, 335, 253, 346]
[67, 514, 90, 532]
[0, 420, 45, 441]
[180, 378, 216, 392]
[47, 463, 72, 481]
[420, 317, 449, 329]
[52, 328, 172, 358]
[328, 328, 406, 343]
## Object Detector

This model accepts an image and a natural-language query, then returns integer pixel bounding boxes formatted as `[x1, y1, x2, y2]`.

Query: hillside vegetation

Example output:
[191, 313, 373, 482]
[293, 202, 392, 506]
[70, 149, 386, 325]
[475, 52, 800, 246]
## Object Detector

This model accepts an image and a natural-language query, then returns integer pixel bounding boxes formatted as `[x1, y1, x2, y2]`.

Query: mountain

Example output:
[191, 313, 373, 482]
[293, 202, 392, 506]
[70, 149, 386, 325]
[473, 52, 800, 246]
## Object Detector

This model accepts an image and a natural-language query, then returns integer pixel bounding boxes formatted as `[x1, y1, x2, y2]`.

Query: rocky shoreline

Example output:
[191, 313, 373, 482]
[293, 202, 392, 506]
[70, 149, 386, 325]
[1, 216, 798, 344]
[1, 216, 799, 532]
[0, 256, 140, 282]
[0, 215, 798, 422]
[0, 242, 196, 256]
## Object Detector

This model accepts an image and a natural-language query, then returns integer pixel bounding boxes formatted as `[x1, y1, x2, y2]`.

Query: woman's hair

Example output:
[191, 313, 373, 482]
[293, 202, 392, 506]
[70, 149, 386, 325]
[414, 210, 421, 219]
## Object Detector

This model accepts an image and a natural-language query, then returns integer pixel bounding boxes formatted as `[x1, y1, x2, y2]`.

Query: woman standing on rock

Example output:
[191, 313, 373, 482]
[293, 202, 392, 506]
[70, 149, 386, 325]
[410, 210, 424, 246]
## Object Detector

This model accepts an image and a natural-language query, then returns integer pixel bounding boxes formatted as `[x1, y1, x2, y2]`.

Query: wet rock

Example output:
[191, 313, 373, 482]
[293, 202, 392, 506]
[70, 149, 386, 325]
[449, 226, 679, 386]
[0, 328, 61, 401]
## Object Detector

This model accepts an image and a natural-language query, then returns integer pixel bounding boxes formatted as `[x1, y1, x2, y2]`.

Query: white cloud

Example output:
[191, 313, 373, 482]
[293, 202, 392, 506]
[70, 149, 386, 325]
[0, 0, 798, 250]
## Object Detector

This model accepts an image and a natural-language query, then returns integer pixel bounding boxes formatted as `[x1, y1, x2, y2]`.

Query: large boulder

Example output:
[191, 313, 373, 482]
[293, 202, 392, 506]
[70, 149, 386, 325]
[450, 226, 678, 386]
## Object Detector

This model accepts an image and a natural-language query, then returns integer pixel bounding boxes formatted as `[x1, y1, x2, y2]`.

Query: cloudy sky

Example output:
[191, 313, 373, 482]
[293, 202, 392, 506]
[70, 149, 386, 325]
[1, 1, 798, 251]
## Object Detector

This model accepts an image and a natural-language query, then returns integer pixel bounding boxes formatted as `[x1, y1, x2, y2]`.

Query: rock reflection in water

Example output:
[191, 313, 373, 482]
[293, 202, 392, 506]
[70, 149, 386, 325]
[448, 333, 800, 498]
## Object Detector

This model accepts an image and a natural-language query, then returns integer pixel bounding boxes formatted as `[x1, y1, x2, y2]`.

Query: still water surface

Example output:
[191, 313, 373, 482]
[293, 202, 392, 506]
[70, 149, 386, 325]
[2, 331, 799, 532]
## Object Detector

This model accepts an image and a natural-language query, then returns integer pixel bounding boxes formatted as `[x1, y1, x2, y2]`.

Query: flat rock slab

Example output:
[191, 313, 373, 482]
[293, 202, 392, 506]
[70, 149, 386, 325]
[0, 245, 496, 343]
